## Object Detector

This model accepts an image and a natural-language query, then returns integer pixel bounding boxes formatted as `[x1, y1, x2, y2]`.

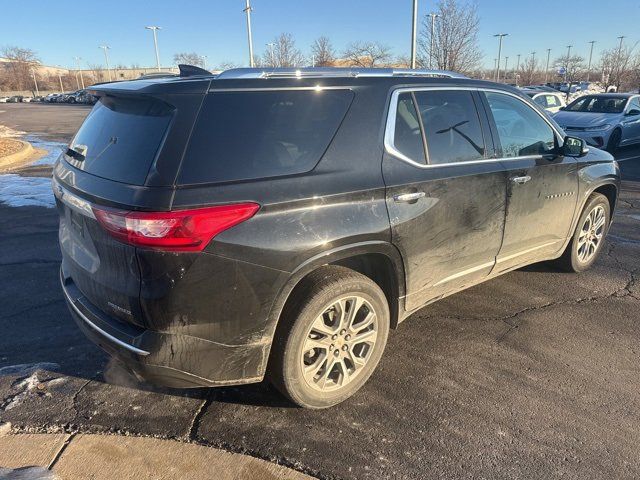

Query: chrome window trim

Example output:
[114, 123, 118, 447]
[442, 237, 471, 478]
[384, 86, 565, 169]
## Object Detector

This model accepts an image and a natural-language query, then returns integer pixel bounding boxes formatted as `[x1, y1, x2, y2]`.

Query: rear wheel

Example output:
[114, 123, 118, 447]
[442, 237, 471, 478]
[606, 128, 621, 154]
[556, 193, 610, 272]
[270, 266, 389, 409]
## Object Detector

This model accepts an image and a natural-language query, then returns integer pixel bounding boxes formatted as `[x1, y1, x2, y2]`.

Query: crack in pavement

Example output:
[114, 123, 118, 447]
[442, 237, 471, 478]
[186, 392, 214, 442]
[47, 432, 75, 470]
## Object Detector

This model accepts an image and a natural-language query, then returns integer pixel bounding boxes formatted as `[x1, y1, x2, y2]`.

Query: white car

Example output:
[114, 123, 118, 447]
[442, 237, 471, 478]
[523, 90, 566, 113]
[0, 97, 8, 103]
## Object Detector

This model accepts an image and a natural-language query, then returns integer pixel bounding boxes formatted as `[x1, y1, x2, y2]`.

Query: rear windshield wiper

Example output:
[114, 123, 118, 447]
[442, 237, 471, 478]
[66, 146, 86, 162]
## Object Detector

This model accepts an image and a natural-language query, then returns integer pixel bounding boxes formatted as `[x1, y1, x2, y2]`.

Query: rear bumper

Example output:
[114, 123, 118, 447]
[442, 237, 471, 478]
[61, 268, 266, 388]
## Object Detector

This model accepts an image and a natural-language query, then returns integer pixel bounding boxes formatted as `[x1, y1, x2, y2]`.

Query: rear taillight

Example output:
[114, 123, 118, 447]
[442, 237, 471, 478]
[92, 203, 259, 252]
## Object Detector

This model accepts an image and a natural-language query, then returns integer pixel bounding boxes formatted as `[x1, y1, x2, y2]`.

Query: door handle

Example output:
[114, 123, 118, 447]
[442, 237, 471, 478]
[511, 175, 531, 185]
[393, 191, 426, 203]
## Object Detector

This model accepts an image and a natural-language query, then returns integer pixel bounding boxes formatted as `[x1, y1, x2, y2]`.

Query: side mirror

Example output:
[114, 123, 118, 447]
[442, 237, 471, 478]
[563, 136, 589, 157]
[625, 109, 640, 116]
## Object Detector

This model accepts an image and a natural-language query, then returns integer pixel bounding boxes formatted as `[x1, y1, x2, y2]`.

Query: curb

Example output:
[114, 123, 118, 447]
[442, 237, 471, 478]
[0, 139, 34, 171]
[0, 430, 316, 480]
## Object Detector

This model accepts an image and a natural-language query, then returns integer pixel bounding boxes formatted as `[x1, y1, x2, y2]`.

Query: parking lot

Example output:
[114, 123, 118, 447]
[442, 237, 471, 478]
[1, 103, 639, 479]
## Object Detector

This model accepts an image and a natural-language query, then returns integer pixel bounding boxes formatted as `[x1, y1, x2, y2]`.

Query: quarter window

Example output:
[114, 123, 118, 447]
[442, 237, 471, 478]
[392, 93, 427, 164]
[413, 90, 486, 164]
[485, 92, 556, 157]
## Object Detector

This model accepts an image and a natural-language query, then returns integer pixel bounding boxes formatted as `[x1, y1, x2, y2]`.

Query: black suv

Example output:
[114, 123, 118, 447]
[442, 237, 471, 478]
[55, 68, 620, 408]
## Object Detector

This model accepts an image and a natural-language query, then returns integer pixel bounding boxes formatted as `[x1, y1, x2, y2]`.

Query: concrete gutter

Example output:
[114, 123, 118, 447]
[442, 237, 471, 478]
[0, 139, 34, 171]
[0, 429, 315, 480]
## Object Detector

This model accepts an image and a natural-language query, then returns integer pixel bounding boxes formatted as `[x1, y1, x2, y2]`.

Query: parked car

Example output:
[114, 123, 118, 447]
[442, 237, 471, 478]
[0, 97, 8, 103]
[7, 95, 23, 103]
[553, 93, 640, 152]
[522, 89, 566, 113]
[523, 85, 558, 92]
[44, 93, 60, 103]
[54, 68, 620, 408]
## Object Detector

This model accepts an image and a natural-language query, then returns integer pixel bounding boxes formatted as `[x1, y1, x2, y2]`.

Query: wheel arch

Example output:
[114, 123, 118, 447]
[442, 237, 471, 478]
[593, 182, 618, 216]
[259, 241, 406, 377]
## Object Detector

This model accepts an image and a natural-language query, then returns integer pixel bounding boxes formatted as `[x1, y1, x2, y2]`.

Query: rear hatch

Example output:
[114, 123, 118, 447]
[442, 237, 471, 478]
[55, 80, 207, 328]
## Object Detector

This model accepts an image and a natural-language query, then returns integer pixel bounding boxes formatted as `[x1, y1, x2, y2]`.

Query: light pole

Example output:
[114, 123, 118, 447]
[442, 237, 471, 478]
[201, 55, 208, 70]
[504, 56, 509, 81]
[31, 69, 39, 96]
[427, 13, 439, 69]
[58, 73, 64, 93]
[545, 48, 551, 83]
[410, 0, 418, 69]
[99, 45, 112, 81]
[565, 45, 572, 82]
[145, 26, 162, 71]
[515, 53, 521, 83]
[243, 0, 255, 67]
[493, 33, 508, 82]
[266, 43, 275, 67]
[587, 40, 596, 82]
[74, 57, 85, 89]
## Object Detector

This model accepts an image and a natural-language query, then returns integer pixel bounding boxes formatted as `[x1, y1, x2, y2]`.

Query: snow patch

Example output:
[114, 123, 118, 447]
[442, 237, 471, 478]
[0, 466, 61, 479]
[0, 125, 26, 137]
[25, 136, 66, 166]
[3, 373, 40, 411]
[0, 174, 54, 208]
[0, 362, 60, 376]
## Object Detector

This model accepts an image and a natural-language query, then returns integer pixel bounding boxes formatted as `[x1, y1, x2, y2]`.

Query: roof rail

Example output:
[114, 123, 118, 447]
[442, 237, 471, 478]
[216, 67, 467, 80]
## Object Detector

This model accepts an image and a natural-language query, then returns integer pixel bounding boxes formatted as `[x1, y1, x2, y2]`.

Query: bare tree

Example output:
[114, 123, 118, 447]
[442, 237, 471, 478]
[342, 41, 392, 68]
[417, 0, 482, 74]
[261, 33, 305, 67]
[518, 56, 540, 86]
[216, 61, 240, 71]
[599, 43, 638, 91]
[553, 54, 585, 84]
[311, 36, 336, 67]
[0, 46, 39, 91]
[173, 52, 205, 67]
[86, 64, 105, 84]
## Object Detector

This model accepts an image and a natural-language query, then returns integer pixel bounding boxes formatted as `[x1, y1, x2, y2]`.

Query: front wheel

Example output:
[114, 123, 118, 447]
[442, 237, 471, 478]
[269, 266, 390, 409]
[606, 129, 621, 154]
[556, 193, 610, 272]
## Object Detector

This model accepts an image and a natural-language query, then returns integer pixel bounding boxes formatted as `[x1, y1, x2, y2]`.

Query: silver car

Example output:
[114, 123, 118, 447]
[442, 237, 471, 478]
[553, 93, 640, 152]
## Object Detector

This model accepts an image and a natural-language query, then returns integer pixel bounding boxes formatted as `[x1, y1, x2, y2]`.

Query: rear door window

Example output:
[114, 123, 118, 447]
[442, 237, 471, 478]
[178, 89, 354, 185]
[413, 90, 486, 164]
[68, 96, 174, 185]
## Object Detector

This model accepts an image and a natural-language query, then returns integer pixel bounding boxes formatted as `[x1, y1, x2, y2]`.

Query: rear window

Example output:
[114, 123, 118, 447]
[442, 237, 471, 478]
[178, 89, 354, 185]
[67, 96, 173, 185]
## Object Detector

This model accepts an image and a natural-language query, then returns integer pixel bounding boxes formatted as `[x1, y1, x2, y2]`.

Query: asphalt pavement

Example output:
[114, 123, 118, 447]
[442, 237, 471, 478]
[0, 104, 639, 480]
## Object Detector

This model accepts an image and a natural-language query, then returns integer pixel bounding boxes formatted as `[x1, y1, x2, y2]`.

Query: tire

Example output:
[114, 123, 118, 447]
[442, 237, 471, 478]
[269, 266, 390, 409]
[68, 97, 76, 104]
[606, 129, 621, 154]
[556, 193, 610, 272]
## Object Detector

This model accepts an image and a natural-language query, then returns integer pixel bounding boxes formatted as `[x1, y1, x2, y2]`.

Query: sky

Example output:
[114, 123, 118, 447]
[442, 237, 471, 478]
[4, 0, 640, 70]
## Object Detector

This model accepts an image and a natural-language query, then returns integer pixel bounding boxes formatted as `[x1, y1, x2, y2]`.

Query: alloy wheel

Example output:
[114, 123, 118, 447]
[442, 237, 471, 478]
[576, 205, 606, 263]
[300, 296, 378, 392]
